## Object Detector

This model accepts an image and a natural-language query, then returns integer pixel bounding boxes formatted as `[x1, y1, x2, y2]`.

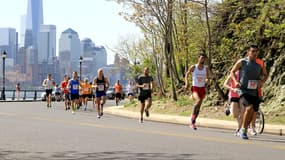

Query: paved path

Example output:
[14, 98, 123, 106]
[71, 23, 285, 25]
[0, 101, 285, 160]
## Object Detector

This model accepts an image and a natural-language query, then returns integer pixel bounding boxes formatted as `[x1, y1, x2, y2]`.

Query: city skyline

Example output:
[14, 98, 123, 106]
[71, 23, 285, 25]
[0, 0, 141, 64]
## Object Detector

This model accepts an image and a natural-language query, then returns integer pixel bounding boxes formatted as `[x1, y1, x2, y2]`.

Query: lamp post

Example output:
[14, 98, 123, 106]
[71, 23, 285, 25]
[79, 56, 83, 81]
[1, 50, 7, 100]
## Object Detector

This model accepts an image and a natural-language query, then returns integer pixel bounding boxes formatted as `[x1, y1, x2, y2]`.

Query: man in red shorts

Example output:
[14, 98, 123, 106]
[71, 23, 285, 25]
[185, 53, 209, 130]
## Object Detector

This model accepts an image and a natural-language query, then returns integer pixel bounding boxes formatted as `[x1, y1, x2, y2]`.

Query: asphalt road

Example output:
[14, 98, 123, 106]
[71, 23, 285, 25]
[0, 101, 284, 160]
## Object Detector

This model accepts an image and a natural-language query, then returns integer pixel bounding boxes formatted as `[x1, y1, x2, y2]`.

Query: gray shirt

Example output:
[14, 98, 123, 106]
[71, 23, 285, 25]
[239, 58, 262, 96]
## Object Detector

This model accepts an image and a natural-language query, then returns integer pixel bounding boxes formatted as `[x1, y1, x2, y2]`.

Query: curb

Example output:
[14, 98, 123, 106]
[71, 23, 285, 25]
[104, 106, 285, 136]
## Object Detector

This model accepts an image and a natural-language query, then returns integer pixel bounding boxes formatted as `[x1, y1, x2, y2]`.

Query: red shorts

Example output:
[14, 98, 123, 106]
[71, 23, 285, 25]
[191, 86, 206, 99]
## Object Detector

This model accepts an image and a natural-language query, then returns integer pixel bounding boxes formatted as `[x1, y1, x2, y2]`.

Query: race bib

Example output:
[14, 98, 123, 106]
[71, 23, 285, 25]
[143, 83, 150, 90]
[98, 84, 104, 91]
[73, 84, 79, 90]
[84, 88, 89, 91]
[196, 76, 205, 85]
[247, 80, 258, 89]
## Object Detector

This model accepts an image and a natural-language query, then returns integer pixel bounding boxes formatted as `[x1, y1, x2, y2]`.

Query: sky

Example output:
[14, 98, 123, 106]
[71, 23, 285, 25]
[0, 0, 141, 64]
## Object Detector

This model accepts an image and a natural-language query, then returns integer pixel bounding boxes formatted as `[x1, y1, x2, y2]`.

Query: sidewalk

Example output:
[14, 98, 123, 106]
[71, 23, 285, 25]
[105, 106, 285, 136]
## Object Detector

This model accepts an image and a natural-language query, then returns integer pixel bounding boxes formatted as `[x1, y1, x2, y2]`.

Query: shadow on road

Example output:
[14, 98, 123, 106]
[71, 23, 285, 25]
[0, 150, 195, 160]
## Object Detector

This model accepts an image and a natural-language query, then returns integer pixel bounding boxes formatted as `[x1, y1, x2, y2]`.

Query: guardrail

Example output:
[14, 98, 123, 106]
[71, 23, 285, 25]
[0, 89, 45, 101]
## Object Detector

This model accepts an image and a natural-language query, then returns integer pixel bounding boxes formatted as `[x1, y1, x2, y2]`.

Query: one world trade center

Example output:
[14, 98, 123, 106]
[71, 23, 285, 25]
[25, 0, 43, 47]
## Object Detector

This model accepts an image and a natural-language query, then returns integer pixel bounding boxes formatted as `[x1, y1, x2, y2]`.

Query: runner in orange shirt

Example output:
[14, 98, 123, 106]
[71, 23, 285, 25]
[114, 80, 123, 106]
[250, 58, 268, 135]
[80, 78, 92, 111]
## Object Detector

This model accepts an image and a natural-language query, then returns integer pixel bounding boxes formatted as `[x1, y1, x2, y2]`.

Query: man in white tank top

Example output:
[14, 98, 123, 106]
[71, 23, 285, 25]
[185, 54, 209, 130]
[42, 73, 55, 108]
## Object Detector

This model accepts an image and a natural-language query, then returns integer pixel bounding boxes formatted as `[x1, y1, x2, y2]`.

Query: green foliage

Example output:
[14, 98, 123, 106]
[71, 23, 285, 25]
[175, 96, 194, 107]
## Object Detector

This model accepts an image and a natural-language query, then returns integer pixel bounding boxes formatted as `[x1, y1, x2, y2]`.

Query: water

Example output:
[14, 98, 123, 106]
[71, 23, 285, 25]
[1, 90, 44, 101]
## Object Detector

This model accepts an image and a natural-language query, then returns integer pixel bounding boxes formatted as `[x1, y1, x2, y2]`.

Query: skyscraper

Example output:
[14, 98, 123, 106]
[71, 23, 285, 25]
[59, 28, 80, 75]
[0, 28, 18, 68]
[26, 0, 43, 47]
[38, 25, 56, 64]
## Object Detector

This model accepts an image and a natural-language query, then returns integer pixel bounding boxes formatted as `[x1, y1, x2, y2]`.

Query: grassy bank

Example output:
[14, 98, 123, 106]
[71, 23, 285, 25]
[123, 95, 285, 125]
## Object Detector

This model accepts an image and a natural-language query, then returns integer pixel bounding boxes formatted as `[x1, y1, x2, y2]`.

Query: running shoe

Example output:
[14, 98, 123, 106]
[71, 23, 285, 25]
[145, 109, 149, 117]
[234, 129, 240, 136]
[97, 115, 101, 118]
[72, 110, 75, 115]
[250, 128, 257, 136]
[239, 128, 249, 139]
[139, 118, 143, 123]
[190, 123, 197, 130]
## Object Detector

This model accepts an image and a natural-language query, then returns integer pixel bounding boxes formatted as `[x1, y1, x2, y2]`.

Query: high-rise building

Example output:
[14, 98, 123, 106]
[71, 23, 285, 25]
[0, 28, 18, 68]
[59, 28, 80, 75]
[26, 0, 43, 47]
[94, 46, 107, 68]
[20, 14, 26, 47]
[38, 25, 56, 64]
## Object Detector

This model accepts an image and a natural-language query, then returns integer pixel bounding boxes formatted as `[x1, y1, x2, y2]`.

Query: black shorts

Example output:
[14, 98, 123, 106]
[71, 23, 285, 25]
[82, 94, 90, 99]
[115, 93, 122, 99]
[70, 93, 79, 100]
[241, 94, 260, 112]
[138, 91, 152, 103]
[46, 89, 52, 97]
[230, 97, 240, 103]
[64, 93, 70, 100]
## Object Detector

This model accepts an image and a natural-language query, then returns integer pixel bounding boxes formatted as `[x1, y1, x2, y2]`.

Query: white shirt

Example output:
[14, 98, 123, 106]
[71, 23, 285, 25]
[192, 65, 207, 87]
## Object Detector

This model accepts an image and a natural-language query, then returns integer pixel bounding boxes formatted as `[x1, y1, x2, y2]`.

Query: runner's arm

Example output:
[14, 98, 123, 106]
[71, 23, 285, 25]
[184, 65, 195, 88]
[104, 77, 110, 92]
[230, 59, 242, 88]
[223, 75, 234, 91]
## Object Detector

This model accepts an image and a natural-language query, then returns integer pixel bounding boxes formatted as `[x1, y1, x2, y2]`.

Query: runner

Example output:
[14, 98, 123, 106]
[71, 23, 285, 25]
[61, 75, 71, 110]
[68, 71, 80, 114]
[92, 68, 110, 118]
[54, 84, 61, 101]
[126, 80, 136, 101]
[114, 80, 122, 106]
[249, 57, 268, 135]
[184, 53, 209, 130]
[16, 82, 21, 100]
[80, 77, 92, 111]
[42, 73, 55, 108]
[136, 67, 154, 123]
[223, 71, 244, 136]
[230, 45, 264, 139]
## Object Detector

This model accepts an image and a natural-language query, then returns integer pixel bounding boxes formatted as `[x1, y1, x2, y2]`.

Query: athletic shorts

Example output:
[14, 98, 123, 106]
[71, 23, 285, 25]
[64, 93, 70, 100]
[138, 91, 152, 103]
[70, 93, 79, 100]
[115, 93, 122, 99]
[46, 89, 52, 97]
[191, 86, 206, 99]
[128, 93, 134, 96]
[82, 94, 90, 99]
[230, 97, 240, 103]
[240, 94, 260, 112]
[96, 91, 106, 98]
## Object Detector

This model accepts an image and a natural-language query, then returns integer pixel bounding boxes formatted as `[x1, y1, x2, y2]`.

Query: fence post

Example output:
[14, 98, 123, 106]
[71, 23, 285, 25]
[12, 90, 15, 100]
[34, 90, 37, 100]
[23, 90, 26, 100]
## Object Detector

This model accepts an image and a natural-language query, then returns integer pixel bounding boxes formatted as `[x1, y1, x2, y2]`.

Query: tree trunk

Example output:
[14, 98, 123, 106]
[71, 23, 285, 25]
[204, 0, 226, 100]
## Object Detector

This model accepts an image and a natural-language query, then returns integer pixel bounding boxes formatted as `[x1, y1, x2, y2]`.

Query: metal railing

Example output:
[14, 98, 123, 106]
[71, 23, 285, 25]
[0, 89, 45, 101]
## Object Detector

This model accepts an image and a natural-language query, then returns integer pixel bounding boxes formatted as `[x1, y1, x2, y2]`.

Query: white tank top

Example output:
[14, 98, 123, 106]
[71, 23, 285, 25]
[192, 65, 207, 87]
[45, 79, 54, 90]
